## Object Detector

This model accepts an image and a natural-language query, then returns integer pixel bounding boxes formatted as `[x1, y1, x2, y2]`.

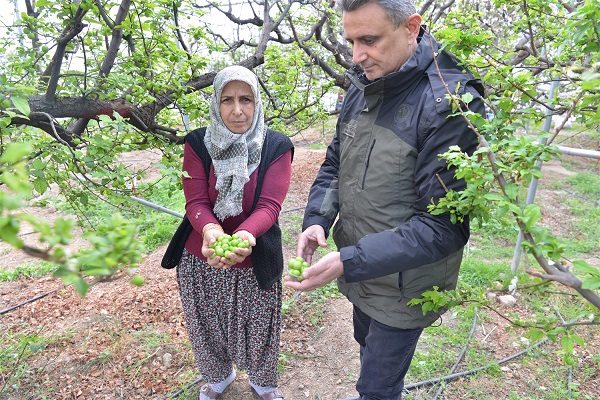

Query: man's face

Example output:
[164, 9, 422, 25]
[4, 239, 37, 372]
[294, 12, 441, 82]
[342, 3, 421, 81]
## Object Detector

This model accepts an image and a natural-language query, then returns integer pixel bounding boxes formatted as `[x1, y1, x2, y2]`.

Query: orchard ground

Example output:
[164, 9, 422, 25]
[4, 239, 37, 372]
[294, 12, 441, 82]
[1, 129, 599, 399]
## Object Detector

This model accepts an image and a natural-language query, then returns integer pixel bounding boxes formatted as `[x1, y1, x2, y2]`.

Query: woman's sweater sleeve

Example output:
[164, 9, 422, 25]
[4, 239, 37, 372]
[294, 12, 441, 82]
[182, 142, 219, 233]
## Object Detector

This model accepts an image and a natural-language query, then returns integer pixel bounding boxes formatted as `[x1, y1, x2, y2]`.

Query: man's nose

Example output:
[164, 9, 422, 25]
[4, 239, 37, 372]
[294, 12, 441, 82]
[351, 45, 367, 64]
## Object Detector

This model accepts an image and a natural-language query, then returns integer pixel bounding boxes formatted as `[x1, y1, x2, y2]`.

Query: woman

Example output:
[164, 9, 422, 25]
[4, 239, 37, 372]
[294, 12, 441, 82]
[177, 66, 293, 400]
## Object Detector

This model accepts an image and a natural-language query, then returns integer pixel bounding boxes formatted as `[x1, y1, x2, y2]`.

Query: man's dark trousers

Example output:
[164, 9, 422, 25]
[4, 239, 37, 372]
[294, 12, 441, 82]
[352, 305, 423, 400]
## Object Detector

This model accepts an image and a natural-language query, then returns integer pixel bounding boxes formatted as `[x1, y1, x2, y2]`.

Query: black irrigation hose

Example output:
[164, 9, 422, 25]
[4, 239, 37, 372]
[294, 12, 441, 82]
[0, 288, 59, 316]
[281, 205, 306, 214]
[166, 376, 203, 399]
[432, 311, 479, 400]
[128, 196, 305, 219]
[404, 336, 551, 392]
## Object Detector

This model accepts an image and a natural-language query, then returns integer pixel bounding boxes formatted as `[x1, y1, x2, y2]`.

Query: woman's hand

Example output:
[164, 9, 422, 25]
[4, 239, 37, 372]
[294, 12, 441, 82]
[227, 230, 255, 264]
[202, 239, 236, 269]
[201, 224, 235, 269]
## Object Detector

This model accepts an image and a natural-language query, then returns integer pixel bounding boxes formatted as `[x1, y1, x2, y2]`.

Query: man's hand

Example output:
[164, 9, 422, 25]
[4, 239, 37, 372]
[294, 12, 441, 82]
[283, 251, 343, 291]
[296, 224, 328, 264]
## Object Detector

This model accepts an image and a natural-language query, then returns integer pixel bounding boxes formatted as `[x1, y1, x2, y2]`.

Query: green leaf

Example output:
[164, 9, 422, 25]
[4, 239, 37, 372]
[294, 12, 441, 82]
[522, 204, 541, 228]
[72, 277, 90, 297]
[504, 183, 519, 201]
[79, 192, 89, 206]
[526, 328, 545, 342]
[461, 92, 474, 104]
[0, 142, 33, 164]
[33, 177, 49, 195]
[484, 192, 506, 201]
[581, 277, 600, 290]
[29, 343, 46, 353]
[1, 171, 31, 194]
[0, 218, 23, 246]
[573, 260, 599, 276]
[31, 159, 46, 170]
[561, 335, 574, 354]
[563, 354, 576, 366]
[10, 96, 30, 116]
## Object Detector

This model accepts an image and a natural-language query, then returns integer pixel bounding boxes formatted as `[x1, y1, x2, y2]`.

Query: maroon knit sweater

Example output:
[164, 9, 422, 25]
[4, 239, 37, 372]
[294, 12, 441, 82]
[182, 141, 293, 269]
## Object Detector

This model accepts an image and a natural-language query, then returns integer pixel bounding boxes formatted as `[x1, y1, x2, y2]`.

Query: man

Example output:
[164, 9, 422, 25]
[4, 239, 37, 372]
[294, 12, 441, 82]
[283, 0, 485, 399]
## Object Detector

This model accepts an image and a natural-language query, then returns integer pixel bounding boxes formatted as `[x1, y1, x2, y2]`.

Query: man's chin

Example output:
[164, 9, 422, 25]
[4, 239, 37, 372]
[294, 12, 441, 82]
[363, 68, 382, 81]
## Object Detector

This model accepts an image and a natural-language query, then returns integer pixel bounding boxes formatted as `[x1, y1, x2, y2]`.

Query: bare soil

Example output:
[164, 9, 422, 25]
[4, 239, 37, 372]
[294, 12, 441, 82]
[1, 132, 599, 400]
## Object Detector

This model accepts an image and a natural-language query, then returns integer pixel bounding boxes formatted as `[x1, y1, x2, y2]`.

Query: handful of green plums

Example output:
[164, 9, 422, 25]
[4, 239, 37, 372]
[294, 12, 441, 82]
[287, 256, 310, 281]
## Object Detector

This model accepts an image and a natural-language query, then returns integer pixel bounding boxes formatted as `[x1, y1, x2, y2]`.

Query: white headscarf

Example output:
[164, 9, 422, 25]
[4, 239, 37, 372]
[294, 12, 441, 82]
[204, 66, 266, 221]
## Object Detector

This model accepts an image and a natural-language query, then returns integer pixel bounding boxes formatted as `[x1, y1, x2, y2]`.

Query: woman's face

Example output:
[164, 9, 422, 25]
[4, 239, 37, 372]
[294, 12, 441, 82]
[219, 80, 255, 134]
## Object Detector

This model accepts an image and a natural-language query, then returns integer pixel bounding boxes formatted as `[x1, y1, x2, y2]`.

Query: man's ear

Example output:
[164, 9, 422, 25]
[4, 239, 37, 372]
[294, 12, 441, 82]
[406, 14, 423, 41]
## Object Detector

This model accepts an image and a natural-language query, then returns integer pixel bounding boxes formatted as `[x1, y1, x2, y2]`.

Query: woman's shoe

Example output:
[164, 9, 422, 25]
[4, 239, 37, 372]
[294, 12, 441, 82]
[198, 384, 224, 399]
[250, 386, 284, 400]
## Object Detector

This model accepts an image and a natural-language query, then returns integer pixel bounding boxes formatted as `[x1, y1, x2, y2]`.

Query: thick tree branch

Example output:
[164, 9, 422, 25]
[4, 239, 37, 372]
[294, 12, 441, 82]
[522, 232, 600, 310]
[40, 8, 87, 102]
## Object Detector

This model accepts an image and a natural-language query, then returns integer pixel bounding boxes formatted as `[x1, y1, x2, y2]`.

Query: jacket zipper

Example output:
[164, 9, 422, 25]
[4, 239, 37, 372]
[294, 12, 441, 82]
[361, 139, 376, 190]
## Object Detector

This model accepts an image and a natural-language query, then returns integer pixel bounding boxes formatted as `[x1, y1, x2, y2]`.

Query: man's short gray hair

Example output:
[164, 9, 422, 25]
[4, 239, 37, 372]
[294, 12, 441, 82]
[336, 0, 416, 28]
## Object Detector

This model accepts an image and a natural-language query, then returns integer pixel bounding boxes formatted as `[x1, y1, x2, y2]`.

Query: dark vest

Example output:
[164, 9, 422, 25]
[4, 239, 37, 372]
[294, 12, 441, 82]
[161, 127, 294, 290]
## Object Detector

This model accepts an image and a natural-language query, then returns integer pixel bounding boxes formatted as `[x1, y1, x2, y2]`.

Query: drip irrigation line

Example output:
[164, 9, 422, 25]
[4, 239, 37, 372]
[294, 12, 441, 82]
[0, 275, 125, 316]
[0, 288, 59, 316]
[432, 311, 478, 400]
[16, 231, 36, 237]
[166, 376, 203, 399]
[404, 335, 551, 392]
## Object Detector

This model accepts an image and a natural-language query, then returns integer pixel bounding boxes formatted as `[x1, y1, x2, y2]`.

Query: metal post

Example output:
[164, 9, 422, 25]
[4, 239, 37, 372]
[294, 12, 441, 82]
[510, 80, 559, 274]
[129, 196, 184, 219]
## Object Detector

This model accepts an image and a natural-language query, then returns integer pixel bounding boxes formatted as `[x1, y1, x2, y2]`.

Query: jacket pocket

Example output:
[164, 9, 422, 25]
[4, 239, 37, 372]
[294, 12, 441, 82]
[361, 139, 376, 190]
[400, 249, 463, 302]
[355, 273, 401, 298]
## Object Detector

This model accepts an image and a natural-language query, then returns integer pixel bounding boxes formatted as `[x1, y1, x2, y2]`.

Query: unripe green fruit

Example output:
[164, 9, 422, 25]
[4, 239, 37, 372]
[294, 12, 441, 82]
[209, 233, 250, 261]
[130, 274, 145, 286]
[287, 256, 309, 281]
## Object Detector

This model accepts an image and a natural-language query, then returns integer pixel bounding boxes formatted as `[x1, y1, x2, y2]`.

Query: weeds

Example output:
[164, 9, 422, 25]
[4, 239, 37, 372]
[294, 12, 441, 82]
[0, 327, 73, 396]
[0, 262, 57, 281]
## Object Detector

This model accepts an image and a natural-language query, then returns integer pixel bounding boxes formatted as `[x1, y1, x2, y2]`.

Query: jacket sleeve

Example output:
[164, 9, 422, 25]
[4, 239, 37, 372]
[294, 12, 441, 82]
[302, 123, 341, 237]
[341, 95, 485, 283]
